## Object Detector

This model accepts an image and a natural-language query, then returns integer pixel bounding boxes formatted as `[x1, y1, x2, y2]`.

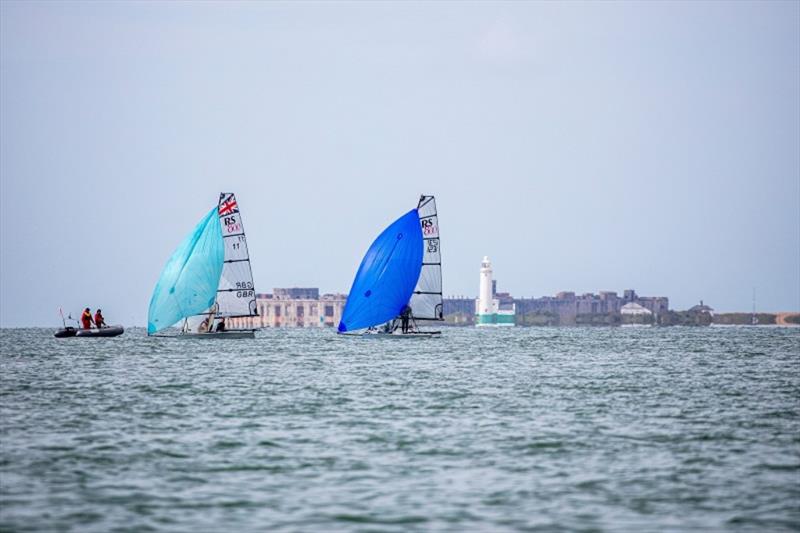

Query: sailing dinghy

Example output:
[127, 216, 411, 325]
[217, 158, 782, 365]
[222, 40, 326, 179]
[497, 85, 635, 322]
[338, 195, 443, 337]
[147, 193, 258, 339]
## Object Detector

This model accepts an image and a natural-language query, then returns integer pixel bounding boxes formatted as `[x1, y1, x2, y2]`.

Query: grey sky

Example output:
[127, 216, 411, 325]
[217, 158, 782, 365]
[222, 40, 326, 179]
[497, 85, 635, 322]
[1, 1, 798, 327]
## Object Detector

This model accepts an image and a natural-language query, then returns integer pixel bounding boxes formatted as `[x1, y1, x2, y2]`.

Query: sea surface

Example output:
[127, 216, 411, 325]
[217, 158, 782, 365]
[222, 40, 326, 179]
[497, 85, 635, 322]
[1, 326, 798, 532]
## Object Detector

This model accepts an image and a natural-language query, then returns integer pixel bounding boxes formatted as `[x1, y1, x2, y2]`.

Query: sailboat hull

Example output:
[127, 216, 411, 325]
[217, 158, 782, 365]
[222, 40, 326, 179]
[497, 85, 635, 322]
[339, 330, 441, 338]
[179, 330, 256, 339]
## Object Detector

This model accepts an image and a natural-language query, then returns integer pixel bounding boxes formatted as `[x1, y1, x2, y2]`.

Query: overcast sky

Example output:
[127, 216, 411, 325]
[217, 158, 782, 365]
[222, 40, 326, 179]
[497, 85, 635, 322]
[1, 1, 798, 327]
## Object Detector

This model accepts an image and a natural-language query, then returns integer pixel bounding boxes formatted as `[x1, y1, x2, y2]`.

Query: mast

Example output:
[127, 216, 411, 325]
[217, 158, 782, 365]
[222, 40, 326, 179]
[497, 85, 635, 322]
[214, 193, 258, 319]
[409, 195, 444, 321]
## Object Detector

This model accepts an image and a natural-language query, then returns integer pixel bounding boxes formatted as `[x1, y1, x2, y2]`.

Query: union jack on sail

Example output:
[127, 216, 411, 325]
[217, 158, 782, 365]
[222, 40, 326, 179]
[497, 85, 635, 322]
[218, 193, 239, 216]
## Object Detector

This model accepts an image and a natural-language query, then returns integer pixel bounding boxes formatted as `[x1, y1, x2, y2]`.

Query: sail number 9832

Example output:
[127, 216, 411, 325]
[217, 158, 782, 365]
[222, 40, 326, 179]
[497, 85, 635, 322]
[235, 281, 253, 298]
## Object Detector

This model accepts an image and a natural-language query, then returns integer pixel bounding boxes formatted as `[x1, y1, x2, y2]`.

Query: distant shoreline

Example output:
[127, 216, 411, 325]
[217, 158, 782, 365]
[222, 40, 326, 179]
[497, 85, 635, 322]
[2, 312, 799, 330]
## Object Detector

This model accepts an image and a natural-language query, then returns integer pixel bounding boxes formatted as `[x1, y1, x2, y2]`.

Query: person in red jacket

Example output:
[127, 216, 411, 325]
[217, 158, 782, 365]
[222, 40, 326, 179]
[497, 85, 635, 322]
[94, 309, 106, 328]
[81, 308, 94, 329]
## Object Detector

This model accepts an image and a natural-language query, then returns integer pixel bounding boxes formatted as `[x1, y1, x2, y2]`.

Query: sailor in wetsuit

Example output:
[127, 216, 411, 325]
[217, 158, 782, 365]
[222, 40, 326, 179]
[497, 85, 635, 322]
[400, 304, 412, 334]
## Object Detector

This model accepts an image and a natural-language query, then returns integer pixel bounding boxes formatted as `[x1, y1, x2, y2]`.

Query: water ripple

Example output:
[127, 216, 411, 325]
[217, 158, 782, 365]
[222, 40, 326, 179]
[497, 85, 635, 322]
[1, 326, 798, 531]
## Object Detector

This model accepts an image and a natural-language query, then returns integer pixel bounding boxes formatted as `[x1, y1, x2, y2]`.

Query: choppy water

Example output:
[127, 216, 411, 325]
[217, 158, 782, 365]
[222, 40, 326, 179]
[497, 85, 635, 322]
[1, 326, 798, 532]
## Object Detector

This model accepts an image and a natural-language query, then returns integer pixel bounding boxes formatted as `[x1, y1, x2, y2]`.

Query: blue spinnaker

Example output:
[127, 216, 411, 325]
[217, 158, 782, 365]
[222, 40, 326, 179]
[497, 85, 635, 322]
[147, 207, 224, 334]
[338, 209, 423, 332]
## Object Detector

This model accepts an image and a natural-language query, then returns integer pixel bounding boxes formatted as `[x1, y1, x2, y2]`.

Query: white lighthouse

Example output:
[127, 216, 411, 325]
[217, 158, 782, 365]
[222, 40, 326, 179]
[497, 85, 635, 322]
[477, 256, 494, 321]
[475, 256, 515, 326]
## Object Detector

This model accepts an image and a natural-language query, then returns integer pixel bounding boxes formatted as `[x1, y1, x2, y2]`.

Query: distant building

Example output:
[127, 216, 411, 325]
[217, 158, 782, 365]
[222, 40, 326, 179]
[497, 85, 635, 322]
[621, 302, 653, 316]
[444, 297, 476, 325]
[688, 300, 714, 316]
[514, 289, 668, 325]
[442, 286, 669, 326]
[274, 287, 319, 300]
[475, 256, 515, 327]
[227, 289, 346, 329]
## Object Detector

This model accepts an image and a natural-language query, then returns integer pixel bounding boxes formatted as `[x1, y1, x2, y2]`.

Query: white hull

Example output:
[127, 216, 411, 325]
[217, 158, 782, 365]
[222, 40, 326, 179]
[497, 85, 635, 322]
[340, 330, 441, 338]
[151, 330, 257, 339]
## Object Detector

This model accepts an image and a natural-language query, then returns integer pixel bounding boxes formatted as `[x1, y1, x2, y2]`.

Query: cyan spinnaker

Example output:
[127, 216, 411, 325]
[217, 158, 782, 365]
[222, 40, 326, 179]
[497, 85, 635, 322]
[338, 209, 423, 332]
[147, 207, 224, 334]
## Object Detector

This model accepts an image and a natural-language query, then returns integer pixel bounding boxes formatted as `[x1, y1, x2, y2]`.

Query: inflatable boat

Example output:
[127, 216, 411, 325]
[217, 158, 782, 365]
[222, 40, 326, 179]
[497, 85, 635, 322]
[55, 325, 124, 338]
[76, 325, 124, 337]
[54, 326, 78, 338]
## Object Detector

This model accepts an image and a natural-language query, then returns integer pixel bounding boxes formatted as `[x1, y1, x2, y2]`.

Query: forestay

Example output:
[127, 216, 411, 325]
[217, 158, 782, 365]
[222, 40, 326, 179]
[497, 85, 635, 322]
[215, 193, 257, 318]
[409, 195, 443, 321]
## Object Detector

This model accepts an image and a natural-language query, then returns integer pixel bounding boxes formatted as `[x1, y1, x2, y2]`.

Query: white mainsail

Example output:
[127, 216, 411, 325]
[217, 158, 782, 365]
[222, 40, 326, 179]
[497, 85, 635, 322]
[410, 195, 443, 321]
[215, 193, 257, 318]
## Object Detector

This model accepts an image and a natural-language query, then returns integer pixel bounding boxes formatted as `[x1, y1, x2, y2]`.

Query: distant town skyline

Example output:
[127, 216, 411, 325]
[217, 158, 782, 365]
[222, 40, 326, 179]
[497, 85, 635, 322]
[1, 1, 798, 327]
[223, 285, 800, 329]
